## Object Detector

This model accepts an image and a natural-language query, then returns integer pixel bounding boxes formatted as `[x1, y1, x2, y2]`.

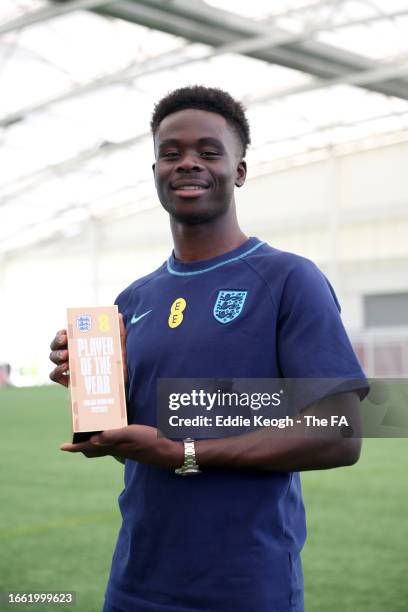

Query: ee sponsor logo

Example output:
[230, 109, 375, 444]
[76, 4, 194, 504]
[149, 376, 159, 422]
[98, 314, 110, 332]
[168, 297, 186, 328]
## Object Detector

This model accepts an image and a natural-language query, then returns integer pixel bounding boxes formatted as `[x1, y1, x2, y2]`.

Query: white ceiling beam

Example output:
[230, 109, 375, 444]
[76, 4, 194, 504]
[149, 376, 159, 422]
[206, 8, 408, 57]
[99, 0, 408, 99]
[262, 0, 346, 20]
[252, 109, 408, 151]
[0, 131, 150, 203]
[4, 103, 408, 207]
[248, 58, 408, 105]
[2, 7, 408, 128]
[0, 43, 190, 128]
[0, 0, 121, 35]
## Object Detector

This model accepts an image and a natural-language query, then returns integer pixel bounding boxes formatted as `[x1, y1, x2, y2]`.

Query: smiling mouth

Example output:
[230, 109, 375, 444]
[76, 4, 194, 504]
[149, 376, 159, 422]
[171, 183, 210, 197]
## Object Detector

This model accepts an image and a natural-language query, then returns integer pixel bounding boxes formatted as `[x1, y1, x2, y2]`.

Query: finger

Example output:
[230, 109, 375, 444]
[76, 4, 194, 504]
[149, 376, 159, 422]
[49, 348, 68, 366]
[82, 450, 109, 458]
[60, 440, 114, 458]
[91, 427, 132, 447]
[60, 440, 102, 452]
[86, 442, 132, 459]
[60, 436, 115, 451]
[49, 363, 70, 387]
[118, 313, 127, 342]
[118, 313, 128, 384]
[61, 446, 109, 458]
[50, 330, 68, 351]
[60, 442, 87, 452]
[82, 445, 114, 458]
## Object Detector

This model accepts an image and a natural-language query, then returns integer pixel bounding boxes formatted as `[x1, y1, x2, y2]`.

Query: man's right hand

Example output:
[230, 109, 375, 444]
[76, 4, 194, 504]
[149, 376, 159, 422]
[49, 313, 128, 388]
[49, 330, 69, 387]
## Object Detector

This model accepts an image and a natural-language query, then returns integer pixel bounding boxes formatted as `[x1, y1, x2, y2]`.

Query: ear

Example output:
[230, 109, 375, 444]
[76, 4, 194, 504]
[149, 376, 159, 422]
[235, 160, 247, 188]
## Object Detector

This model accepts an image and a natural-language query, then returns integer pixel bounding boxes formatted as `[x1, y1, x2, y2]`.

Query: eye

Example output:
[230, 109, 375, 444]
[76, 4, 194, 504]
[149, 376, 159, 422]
[162, 151, 180, 159]
[201, 150, 221, 158]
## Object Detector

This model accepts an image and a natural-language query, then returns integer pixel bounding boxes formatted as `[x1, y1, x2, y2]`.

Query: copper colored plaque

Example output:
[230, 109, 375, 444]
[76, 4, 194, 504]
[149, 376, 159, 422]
[67, 306, 127, 434]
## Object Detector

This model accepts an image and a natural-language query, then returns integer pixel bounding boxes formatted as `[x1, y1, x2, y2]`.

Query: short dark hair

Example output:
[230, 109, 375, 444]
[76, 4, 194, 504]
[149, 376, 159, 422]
[150, 85, 251, 157]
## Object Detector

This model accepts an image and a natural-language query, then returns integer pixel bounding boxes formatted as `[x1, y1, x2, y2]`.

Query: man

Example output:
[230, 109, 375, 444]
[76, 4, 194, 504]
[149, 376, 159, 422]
[50, 86, 368, 612]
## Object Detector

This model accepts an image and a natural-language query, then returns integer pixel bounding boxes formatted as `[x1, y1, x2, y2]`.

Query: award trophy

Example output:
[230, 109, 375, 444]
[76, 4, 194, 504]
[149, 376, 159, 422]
[67, 305, 127, 442]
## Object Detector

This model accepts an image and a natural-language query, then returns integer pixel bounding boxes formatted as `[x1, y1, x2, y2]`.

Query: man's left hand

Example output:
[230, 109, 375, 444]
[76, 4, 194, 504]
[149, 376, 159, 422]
[60, 425, 183, 468]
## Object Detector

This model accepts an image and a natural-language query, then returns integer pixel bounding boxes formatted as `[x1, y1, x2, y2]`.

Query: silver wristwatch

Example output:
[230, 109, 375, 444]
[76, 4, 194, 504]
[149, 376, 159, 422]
[175, 438, 201, 476]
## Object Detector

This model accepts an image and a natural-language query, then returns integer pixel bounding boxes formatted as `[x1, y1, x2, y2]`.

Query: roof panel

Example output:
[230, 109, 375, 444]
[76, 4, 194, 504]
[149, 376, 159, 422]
[2, 0, 408, 254]
[0, 0, 47, 23]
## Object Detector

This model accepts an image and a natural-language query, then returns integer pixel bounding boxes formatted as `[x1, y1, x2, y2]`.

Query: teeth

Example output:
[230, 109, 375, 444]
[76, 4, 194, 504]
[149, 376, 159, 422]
[176, 185, 206, 190]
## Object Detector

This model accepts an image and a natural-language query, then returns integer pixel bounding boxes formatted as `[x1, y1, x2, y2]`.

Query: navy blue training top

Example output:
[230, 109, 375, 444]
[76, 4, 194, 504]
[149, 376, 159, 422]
[104, 237, 367, 612]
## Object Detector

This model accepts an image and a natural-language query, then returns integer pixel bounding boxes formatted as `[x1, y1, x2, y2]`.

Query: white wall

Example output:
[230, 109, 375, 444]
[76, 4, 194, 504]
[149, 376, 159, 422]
[237, 140, 408, 333]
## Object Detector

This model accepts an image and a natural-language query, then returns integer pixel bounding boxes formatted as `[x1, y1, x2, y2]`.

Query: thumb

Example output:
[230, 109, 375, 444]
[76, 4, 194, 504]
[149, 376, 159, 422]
[90, 429, 126, 446]
[118, 313, 128, 384]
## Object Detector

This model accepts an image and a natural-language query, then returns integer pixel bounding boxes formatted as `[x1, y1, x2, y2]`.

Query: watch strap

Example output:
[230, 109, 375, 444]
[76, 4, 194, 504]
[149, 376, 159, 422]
[175, 438, 201, 476]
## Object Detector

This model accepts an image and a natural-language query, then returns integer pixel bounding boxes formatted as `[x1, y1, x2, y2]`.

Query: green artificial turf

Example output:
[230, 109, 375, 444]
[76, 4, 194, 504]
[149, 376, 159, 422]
[0, 386, 123, 612]
[0, 386, 407, 611]
[302, 437, 408, 611]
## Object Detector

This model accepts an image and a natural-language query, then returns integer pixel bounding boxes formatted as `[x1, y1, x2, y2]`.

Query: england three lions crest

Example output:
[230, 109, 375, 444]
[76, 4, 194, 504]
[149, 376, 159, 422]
[213, 290, 248, 324]
[76, 315, 92, 332]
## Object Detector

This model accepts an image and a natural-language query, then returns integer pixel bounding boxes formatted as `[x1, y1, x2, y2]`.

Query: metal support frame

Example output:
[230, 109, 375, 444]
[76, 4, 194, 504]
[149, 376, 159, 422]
[0, 42, 190, 127]
[0, 0, 121, 35]
[2, 4, 408, 127]
[0, 131, 149, 203]
[91, 0, 408, 99]
[247, 59, 408, 105]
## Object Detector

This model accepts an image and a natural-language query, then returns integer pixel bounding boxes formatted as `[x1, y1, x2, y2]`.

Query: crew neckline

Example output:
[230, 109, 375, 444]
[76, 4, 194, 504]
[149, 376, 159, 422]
[166, 237, 264, 276]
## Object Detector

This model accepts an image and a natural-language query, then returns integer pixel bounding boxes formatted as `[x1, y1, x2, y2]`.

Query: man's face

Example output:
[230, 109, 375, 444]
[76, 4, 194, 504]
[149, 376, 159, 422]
[153, 109, 246, 225]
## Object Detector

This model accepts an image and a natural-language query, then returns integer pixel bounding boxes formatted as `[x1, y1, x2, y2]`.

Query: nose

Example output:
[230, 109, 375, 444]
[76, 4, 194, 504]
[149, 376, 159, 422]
[175, 152, 204, 173]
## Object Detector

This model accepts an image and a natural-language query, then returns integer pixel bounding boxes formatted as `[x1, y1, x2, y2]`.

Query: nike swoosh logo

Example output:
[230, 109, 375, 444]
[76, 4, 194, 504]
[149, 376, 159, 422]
[131, 310, 152, 324]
